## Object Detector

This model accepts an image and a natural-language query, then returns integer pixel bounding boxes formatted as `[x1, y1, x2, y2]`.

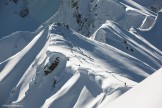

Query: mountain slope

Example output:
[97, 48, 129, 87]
[0, 0, 162, 108]
[0, 23, 160, 107]
[0, 0, 60, 38]
[0, 27, 49, 105]
[44, 0, 156, 36]
[102, 67, 162, 108]
[91, 20, 162, 70]
[133, 0, 162, 12]
[133, 10, 162, 51]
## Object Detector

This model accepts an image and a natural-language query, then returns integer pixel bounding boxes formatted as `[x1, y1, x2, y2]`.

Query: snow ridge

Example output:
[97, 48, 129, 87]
[0, 0, 162, 108]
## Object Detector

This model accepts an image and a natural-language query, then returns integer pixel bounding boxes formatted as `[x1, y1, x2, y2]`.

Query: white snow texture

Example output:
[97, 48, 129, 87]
[0, 0, 162, 108]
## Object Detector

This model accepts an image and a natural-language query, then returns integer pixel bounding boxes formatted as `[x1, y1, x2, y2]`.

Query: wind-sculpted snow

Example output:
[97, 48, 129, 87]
[133, 11, 162, 51]
[91, 20, 162, 70]
[0, 0, 162, 108]
[44, 0, 155, 36]
[0, 30, 41, 63]
[7, 52, 68, 108]
[0, 27, 49, 106]
[0, 24, 160, 107]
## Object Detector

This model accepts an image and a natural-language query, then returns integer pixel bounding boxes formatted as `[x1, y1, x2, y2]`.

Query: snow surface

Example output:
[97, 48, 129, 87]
[43, 0, 156, 36]
[133, 10, 162, 51]
[0, 0, 60, 38]
[102, 67, 162, 108]
[0, 0, 162, 108]
[0, 23, 161, 108]
[133, 0, 162, 12]
[91, 20, 162, 70]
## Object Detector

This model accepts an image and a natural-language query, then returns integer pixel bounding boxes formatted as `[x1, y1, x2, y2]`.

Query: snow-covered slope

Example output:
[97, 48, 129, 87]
[132, 10, 162, 51]
[91, 20, 162, 70]
[0, 0, 60, 38]
[44, 0, 156, 36]
[133, 0, 162, 12]
[0, 23, 161, 108]
[0, 30, 41, 63]
[0, 0, 162, 108]
[102, 67, 162, 108]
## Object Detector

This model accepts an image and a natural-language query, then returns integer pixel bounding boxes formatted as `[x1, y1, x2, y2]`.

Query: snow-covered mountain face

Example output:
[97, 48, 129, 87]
[0, 0, 162, 108]
[0, 0, 60, 38]
[44, 0, 157, 36]
[101, 67, 162, 108]
[134, 0, 162, 12]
